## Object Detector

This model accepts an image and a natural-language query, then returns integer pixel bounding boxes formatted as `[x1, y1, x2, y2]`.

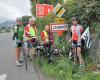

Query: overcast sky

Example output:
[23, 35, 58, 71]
[0, 0, 32, 22]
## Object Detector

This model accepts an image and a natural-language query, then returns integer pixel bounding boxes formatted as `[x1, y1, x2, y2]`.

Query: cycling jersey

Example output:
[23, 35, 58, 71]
[23, 24, 37, 41]
[14, 24, 24, 40]
[17, 26, 24, 40]
[13, 24, 24, 48]
[41, 30, 49, 42]
[70, 24, 83, 41]
[41, 30, 54, 44]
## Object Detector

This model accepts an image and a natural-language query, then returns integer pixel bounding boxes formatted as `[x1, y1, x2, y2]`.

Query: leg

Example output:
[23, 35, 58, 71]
[26, 42, 33, 61]
[77, 47, 84, 66]
[16, 47, 21, 61]
[15, 42, 22, 66]
[72, 41, 77, 64]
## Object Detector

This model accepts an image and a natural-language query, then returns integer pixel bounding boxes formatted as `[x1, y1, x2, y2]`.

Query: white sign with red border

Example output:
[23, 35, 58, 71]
[50, 23, 68, 32]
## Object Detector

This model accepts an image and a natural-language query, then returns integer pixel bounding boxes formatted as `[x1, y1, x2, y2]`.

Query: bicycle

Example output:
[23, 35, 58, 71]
[21, 42, 28, 70]
[69, 41, 79, 65]
[20, 37, 38, 70]
[35, 41, 54, 65]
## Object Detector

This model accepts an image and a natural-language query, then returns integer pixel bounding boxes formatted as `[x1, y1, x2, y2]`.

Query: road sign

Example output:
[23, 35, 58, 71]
[36, 4, 53, 18]
[50, 23, 68, 32]
[54, 18, 65, 24]
[57, 8, 65, 17]
[53, 3, 65, 17]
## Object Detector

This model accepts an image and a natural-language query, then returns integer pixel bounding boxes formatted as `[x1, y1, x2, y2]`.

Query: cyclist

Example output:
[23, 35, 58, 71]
[70, 17, 84, 67]
[41, 24, 54, 57]
[13, 18, 24, 66]
[23, 18, 38, 59]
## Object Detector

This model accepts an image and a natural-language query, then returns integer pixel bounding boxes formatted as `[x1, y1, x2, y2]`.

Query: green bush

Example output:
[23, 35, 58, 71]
[39, 57, 100, 80]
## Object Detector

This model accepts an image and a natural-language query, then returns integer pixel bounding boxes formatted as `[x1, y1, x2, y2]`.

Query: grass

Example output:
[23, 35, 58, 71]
[34, 53, 100, 80]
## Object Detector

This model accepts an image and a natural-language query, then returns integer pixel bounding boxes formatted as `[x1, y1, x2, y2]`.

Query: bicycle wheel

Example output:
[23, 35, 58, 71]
[73, 46, 78, 65]
[38, 50, 45, 66]
[22, 47, 28, 70]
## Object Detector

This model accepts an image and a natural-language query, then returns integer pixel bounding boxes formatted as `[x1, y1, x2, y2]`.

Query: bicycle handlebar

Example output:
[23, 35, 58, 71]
[17, 37, 37, 43]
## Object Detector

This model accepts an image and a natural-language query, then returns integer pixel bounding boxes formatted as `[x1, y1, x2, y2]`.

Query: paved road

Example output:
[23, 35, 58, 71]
[0, 33, 40, 80]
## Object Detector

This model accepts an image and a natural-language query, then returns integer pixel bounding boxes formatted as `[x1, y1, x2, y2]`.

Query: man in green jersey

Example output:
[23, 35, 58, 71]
[13, 18, 24, 66]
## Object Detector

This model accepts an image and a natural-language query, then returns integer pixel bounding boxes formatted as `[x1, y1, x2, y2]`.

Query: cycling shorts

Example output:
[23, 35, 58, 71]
[72, 40, 81, 47]
[14, 40, 22, 48]
[24, 38, 38, 48]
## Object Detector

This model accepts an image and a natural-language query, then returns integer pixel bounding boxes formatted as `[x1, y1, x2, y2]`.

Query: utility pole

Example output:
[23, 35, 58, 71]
[5, 14, 7, 28]
[5, 13, 10, 30]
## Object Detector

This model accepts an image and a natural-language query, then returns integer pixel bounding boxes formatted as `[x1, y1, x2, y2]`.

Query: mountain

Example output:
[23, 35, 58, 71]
[0, 20, 16, 27]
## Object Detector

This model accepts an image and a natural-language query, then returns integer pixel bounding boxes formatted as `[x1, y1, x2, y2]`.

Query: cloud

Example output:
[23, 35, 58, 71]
[0, 0, 31, 21]
[0, 2, 23, 21]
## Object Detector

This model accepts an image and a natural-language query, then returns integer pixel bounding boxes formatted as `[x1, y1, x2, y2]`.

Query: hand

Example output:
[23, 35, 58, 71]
[44, 40, 49, 44]
[17, 40, 22, 43]
[68, 38, 72, 44]
[68, 40, 72, 44]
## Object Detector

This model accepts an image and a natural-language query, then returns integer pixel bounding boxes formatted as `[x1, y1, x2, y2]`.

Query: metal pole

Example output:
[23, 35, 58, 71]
[5, 13, 11, 30]
[5, 13, 8, 30]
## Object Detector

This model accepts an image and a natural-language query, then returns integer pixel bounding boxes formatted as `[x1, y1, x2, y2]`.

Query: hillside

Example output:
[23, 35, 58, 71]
[0, 20, 15, 27]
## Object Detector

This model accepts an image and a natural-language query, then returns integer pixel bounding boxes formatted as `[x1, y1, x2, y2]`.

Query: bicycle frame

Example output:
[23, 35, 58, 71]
[69, 42, 78, 65]
[21, 42, 28, 70]
[73, 44, 78, 64]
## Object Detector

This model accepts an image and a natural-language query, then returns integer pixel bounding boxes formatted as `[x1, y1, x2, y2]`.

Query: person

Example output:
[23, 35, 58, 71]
[41, 25, 54, 57]
[70, 17, 84, 67]
[13, 18, 24, 66]
[23, 18, 38, 59]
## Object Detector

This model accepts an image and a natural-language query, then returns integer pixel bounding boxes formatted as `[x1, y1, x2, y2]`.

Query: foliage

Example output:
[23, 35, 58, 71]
[39, 56, 100, 80]
[30, 0, 37, 17]
[63, 0, 100, 28]
[35, 13, 55, 35]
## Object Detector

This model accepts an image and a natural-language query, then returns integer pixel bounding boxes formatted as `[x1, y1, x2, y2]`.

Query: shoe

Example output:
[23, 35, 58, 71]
[16, 61, 22, 66]
[79, 64, 85, 68]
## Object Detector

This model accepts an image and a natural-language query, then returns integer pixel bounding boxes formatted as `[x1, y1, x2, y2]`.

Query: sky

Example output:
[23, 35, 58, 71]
[0, 0, 32, 22]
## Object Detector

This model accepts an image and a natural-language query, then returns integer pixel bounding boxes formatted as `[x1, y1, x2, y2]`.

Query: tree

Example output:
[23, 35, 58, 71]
[63, 0, 100, 27]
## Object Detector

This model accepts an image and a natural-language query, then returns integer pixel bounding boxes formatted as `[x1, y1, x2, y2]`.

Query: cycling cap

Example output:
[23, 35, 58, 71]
[29, 17, 35, 22]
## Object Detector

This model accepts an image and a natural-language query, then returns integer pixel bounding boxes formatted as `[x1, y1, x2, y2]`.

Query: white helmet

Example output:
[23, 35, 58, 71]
[29, 17, 35, 22]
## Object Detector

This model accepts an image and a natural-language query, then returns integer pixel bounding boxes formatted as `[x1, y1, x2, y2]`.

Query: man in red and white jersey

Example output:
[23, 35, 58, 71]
[70, 17, 84, 67]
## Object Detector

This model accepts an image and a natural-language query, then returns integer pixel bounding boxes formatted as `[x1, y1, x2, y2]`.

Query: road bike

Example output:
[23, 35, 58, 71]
[35, 41, 55, 65]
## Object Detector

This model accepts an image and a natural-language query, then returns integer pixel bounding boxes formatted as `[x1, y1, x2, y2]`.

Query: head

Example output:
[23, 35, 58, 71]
[29, 18, 35, 26]
[45, 25, 50, 32]
[16, 18, 23, 26]
[71, 17, 78, 26]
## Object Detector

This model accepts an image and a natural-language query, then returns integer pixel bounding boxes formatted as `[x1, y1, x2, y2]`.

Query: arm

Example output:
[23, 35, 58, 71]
[80, 26, 84, 34]
[24, 26, 32, 38]
[12, 26, 18, 40]
[50, 32, 54, 44]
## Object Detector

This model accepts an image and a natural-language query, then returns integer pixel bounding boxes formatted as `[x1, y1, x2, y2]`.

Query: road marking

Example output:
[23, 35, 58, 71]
[0, 73, 7, 80]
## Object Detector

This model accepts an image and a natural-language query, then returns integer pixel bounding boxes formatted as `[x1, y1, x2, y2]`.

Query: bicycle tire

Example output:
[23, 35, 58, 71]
[22, 47, 28, 70]
[38, 50, 45, 66]
[73, 46, 78, 65]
